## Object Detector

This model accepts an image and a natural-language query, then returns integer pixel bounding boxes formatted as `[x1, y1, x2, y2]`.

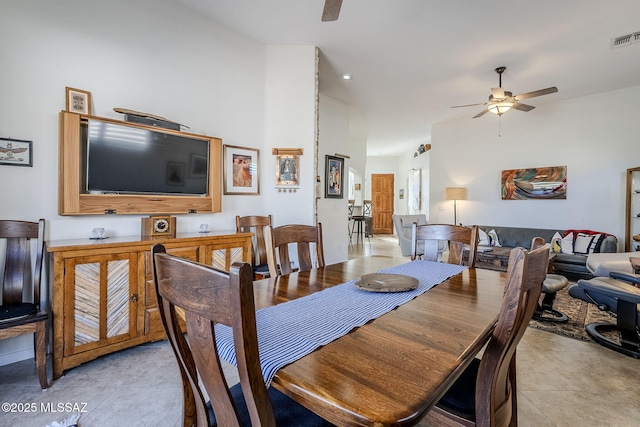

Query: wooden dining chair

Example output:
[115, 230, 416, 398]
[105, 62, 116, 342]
[235, 214, 272, 279]
[411, 223, 479, 267]
[151, 244, 332, 427]
[264, 223, 325, 277]
[422, 243, 550, 427]
[0, 219, 48, 389]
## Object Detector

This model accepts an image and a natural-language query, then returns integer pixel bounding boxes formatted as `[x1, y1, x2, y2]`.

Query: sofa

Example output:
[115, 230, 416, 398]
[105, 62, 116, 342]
[477, 225, 618, 279]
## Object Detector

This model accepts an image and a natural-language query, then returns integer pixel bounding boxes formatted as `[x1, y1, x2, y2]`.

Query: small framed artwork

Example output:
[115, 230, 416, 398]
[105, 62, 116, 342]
[275, 154, 299, 189]
[66, 87, 92, 115]
[223, 145, 260, 195]
[355, 183, 361, 190]
[325, 155, 344, 199]
[0, 137, 33, 167]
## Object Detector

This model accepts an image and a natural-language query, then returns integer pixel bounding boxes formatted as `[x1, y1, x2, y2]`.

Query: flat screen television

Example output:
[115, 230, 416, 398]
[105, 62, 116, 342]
[83, 119, 210, 196]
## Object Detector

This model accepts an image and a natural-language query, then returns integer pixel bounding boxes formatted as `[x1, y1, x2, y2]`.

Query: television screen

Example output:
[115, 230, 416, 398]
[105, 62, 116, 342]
[85, 119, 209, 196]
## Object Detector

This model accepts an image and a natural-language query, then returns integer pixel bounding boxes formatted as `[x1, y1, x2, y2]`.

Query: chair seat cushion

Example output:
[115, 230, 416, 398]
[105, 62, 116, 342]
[210, 382, 333, 426]
[542, 274, 569, 293]
[0, 303, 37, 323]
[254, 263, 270, 275]
[435, 357, 479, 421]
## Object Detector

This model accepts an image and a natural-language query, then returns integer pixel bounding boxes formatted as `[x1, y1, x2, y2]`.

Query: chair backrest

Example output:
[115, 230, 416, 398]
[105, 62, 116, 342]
[235, 215, 272, 269]
[475, 244, 550, 426]
[152, 244, 276, 427]
[0, 219, 45, 306]
[348, 200, 355, 218]
[363, 200, 372, 216]
[411, 223, 479, 267]
[531, 236, 546, 250]
[264, 223, 325, 277]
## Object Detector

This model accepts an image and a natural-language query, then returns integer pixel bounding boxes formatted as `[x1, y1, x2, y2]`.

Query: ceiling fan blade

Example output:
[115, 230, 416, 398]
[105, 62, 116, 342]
[514, 86, 558, 101]
[512, 102, 535, 112]
[473, 109, 489, 118]
[491, 87, 505, 98]
[322, 0, 343, 21]
[451, 102, 487, 108]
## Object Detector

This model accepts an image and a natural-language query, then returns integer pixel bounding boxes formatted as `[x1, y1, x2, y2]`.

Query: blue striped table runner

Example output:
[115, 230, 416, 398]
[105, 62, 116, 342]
[215, 260, 467, 385]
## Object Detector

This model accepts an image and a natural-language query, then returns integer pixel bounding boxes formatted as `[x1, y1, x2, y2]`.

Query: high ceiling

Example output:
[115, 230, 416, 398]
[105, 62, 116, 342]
[173, 0, 640, 156]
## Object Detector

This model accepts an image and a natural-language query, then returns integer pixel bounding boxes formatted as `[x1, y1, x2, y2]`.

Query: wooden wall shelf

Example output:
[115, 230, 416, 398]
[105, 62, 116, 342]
[58, 111, 222, 215]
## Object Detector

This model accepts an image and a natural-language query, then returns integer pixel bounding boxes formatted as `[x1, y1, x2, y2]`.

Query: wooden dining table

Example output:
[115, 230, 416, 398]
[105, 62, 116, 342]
[249, 256, 507, 426]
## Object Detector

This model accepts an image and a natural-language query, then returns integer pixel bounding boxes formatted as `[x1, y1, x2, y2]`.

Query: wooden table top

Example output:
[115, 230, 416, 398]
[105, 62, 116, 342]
[252, 256, 506, 426]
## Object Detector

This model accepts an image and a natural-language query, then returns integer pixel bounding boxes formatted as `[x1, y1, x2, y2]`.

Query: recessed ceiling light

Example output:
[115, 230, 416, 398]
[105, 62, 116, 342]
[342, 73, 352, 80]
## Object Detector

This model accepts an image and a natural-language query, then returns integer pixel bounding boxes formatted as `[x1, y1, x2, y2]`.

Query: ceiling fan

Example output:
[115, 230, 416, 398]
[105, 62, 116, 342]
[452, 67, 558, 118]
[322, 0, 343, 22]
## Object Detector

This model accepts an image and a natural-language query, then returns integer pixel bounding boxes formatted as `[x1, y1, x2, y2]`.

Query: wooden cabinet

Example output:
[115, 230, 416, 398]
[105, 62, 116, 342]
[625, 167, 640, 252]
[48, 231, 251, 379]
[58, 111, 222, 215]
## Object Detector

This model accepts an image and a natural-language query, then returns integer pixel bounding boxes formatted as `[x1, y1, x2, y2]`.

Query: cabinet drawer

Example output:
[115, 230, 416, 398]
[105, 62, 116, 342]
[144, 245, 200, 280]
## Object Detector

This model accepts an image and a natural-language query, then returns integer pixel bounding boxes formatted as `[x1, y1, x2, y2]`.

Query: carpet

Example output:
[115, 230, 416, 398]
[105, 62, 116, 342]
[528, 284, 616, 341]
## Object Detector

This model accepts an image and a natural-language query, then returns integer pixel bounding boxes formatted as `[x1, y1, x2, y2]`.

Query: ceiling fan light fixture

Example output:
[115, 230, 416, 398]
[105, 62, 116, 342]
[488, 101, 513, 115]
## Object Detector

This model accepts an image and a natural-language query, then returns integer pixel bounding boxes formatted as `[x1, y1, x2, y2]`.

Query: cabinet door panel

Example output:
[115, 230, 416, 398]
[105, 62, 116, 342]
[65, 253, 138, 355]
[206, 244, 247, 271]
[73, 262, 100, 345]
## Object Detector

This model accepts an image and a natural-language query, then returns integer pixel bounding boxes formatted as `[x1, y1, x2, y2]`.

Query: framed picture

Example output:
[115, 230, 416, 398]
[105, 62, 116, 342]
[501, 165, 567, 200]
[223, 145, 260, 195]
[0, 137, 32, 167]
[325, 155, 344, 198]
[66, 87, 92, 115]
[275, 154, 299, 189]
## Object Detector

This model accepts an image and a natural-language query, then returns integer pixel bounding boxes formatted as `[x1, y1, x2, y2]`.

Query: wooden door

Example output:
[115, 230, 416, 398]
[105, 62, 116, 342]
[371, 174, 394, 234]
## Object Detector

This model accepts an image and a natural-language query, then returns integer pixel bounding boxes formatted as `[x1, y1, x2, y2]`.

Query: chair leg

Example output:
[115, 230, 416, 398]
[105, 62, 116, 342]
[34, 321, 48, 389]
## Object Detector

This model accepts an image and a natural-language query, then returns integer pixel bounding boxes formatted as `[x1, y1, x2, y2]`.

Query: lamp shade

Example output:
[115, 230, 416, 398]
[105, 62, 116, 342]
[488, 102, 513, 115]
[445, 187, 467, 201]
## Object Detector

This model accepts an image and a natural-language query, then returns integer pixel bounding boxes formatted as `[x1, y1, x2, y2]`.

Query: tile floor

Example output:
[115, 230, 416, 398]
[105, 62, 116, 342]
[2, 235, 639, 426]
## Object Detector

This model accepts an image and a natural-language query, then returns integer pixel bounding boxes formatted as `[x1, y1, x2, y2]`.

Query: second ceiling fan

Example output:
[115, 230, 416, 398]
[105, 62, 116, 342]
[452, 67, 558, 118]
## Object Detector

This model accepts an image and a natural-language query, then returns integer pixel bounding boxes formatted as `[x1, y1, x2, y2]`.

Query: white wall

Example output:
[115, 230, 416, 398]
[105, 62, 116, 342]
[0, 1, 321, 365]
[0, 0, 268, 240]
[317, 94, 351, 264]
[429, 87, 640, 243]
[263, 46, 319, 228]
[394, 148, 431, 217]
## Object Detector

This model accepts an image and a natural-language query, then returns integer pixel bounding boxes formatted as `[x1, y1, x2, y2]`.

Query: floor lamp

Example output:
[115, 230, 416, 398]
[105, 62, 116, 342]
[445, 187, 467, 225]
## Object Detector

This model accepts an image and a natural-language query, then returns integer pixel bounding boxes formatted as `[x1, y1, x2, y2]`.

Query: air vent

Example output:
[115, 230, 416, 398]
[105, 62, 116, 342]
[611, 31, 640, 49]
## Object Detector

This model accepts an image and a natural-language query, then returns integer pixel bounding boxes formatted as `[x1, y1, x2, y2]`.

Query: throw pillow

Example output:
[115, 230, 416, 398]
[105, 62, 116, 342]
[550, 231, 562, 253]
[487, 229, 501, 247]
[560, 233, 574, 254]
[574, 233, 595, 254]
[587, 233, 602, 253]
[478, 228, 491, 246]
